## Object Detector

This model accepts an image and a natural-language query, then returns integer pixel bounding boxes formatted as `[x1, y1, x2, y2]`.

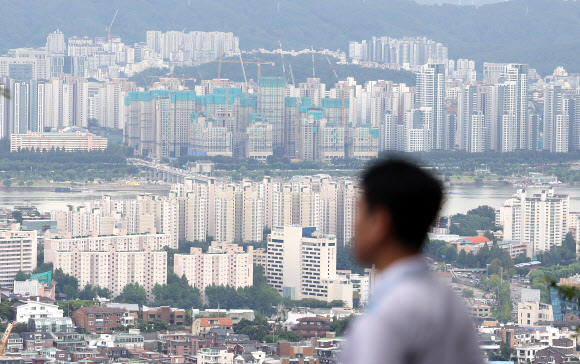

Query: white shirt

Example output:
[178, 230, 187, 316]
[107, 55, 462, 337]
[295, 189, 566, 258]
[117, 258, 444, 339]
[340, 256, 484, 364]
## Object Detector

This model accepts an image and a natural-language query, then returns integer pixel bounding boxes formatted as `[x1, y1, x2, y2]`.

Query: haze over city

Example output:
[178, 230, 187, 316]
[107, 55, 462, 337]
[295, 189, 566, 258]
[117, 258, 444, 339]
[0, 1, 579, 363]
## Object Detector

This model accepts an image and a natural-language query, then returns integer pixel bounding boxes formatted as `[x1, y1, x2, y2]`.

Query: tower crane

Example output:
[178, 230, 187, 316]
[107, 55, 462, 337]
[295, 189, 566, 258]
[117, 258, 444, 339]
[0, 322, 15, 356]
[278, 41, 287, 84]
[238, 53, 248, 84]
[289, 64, 296, 86]
[311, 46, 316, 78]
[326, 54, 340, 82]
[106, 9, 119, 43]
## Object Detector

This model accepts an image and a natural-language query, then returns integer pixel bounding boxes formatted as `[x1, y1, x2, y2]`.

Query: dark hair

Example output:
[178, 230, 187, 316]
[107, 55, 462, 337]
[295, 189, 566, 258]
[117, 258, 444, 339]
[361, 158, 443, 251]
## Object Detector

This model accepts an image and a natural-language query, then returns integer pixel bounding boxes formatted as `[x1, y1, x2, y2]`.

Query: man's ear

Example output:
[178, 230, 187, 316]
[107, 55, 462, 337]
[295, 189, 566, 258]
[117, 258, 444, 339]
[368, 207, 392, 245]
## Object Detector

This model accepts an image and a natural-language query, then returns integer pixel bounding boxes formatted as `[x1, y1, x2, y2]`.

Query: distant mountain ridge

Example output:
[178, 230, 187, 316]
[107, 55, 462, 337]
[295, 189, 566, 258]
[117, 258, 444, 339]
[1, 0, 579, 75]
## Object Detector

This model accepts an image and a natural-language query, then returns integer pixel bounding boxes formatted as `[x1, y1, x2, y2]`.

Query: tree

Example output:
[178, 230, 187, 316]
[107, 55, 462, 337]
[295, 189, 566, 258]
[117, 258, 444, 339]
[116, 283, 147, 306]
[0, 300, 14, 321]
[151, 273, 203, 309]
[3, 179, 12, 188]
[457, 250, 467, 268]
[236, 317, 271, 342]
[463, 288, 474, 299]
[14, 270, 31, 281]
[330, 315, 354, 336]
[563, 232, 577, 256]
[205, 265, 281, 316]
[53, 268, 79, 300]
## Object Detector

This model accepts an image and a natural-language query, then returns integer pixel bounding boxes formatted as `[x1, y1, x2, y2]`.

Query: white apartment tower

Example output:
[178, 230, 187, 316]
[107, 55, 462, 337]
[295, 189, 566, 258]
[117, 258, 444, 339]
[496, 64, 529, 152]
[266, 226, 353, 307]
[0, 231, 38, 288]
[497, 188, 569, 256]
[416, 64, 446, 150]
[544, 84, 569, 153]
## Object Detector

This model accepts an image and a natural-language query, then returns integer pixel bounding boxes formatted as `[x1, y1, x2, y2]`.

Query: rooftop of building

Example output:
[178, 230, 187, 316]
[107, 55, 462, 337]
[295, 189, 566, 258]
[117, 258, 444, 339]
[74, 306, 127, 314]
[463, 236, 491, 244]
[195, 317, 233, 327]
[296, 317, 329, 323]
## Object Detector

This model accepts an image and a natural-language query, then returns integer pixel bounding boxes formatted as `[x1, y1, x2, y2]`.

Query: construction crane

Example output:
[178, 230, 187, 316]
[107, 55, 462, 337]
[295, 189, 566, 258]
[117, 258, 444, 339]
[0, 322, 14, 356]
[288, 64, 296, 86]
[238, 53, 248, 84]
[311, 46, 316, 78]
[210, 59, 275, 79]
[326, 54, 340, 82]
[106, 9, 119, 43]
[278, 41, 287, 84]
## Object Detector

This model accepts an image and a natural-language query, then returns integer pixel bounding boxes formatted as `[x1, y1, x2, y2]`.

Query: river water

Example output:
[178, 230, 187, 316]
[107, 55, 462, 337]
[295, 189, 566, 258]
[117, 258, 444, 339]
[1, 184, 580, 216]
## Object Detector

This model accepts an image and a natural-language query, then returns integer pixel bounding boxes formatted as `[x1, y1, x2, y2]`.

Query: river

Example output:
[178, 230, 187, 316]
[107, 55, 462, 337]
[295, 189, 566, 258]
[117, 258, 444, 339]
[1, 184, 580, 216]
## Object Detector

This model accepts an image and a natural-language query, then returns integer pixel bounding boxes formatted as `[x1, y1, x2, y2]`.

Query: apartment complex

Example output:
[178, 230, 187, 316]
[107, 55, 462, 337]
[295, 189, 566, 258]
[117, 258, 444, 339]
[348, 36, 448, 67]
[0, 230, 37, 288]
[266, 226, 353, 307]
[174, 242, 253, 292]
[146, 30, 239, 65]
[44, 234, 169, 298]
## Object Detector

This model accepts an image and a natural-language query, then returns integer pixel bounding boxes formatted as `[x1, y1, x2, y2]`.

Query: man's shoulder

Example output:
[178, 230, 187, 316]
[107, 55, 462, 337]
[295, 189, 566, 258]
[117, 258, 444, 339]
[377, 274, 467, 317]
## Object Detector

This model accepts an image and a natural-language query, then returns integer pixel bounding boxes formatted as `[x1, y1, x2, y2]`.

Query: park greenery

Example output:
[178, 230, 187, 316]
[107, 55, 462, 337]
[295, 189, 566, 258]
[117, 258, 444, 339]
[407, 150, 580, 184]
[448, 205, 498, 236]
[479, 274, 513, 323]
[164, 150, 580, 185]
[0, 140, 137, 184]
[427, 239, 515, 277]
[151, 273, 203, 309]
[169, 154, 365, 181]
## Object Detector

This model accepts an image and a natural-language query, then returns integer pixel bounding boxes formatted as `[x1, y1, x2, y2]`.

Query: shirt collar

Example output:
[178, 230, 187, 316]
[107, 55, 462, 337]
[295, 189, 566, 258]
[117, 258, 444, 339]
[375, 255, 430, 285]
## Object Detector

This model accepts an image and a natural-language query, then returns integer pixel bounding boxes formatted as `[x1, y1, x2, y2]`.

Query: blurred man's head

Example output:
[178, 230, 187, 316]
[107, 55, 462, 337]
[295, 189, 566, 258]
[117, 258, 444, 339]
[355, 158, 443, 265]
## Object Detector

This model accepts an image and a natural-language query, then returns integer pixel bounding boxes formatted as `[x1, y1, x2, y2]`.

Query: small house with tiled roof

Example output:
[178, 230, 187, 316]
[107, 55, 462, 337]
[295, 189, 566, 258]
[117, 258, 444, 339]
[192, 317, 233, 337]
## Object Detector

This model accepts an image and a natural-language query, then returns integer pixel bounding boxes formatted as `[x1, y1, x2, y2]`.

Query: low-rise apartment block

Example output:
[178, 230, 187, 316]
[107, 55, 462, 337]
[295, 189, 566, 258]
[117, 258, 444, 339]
[141, 306, 186, 325]
[45, 234, 169, 298]
[174, 242, 253, 292]
[10, 129, 107, 152]
[72, 307, 134, 334]
[518, 302, 554, 326]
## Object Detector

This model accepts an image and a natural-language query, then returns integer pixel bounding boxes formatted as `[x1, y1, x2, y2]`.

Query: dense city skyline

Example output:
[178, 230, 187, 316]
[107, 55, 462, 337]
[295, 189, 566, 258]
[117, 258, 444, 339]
[0, 7, 580, 362]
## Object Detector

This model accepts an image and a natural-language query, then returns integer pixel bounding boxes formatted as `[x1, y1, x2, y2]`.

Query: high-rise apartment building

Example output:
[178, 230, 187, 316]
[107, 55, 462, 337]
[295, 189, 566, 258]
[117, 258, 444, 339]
[497, 188, 569, 256]
[457, 84, 486, 152]
[124, 90, 196, 159]
[544, 84, 569, 153]
[266, 226, 353, 307]
[416, 64, 446, 150]
[0, 230, 38, 288]
[258, 77, 285, 155]
[495, 64, 530, 152]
